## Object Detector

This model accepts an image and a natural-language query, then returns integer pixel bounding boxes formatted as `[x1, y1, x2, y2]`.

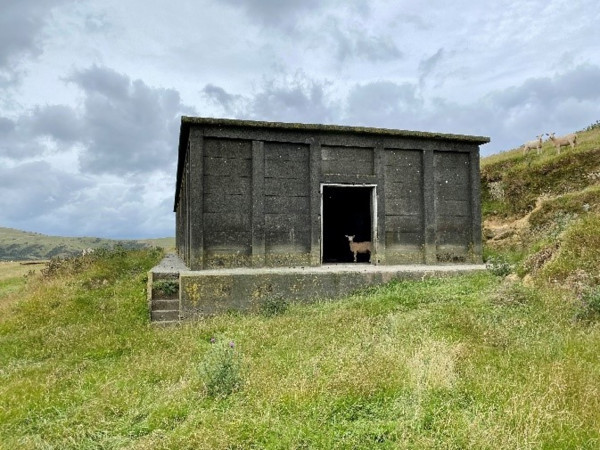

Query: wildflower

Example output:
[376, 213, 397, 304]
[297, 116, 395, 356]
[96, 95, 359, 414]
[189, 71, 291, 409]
[210, 337, 216, 344]
[229, 341, 235, 348]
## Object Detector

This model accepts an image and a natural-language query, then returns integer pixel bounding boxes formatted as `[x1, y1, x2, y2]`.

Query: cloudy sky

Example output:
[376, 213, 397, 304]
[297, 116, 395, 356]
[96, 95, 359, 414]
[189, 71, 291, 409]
[1, 0, 599, 239]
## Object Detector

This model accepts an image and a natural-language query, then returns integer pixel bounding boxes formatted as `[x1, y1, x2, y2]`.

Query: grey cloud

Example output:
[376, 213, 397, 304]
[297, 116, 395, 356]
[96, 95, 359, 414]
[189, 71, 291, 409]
[202, 84, 245, 116]
[0, 161, 91, 223]
[68, 65, 130, 99]
[84, 12, 111, 33]
[27, 104, 82, 143]
[488, 64, 600, 110]
[330, 20, 403, 63]
[68, 65, 194, 175]
[249, 74, 338, 124]
[0, 117, 15, 134]
[0, 0, 70, 84]
[221, 0, 322, 28]
[0, 160, 174, 238]
[393, 13, 431, 31]
[0, 116, 46, 160]
[419, 48, 444, 87]
[344, 81, 422, 128]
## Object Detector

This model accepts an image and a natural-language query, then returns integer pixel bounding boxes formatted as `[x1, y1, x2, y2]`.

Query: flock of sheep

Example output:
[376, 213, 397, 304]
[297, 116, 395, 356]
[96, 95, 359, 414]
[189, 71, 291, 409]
[522, 132, 577, 155]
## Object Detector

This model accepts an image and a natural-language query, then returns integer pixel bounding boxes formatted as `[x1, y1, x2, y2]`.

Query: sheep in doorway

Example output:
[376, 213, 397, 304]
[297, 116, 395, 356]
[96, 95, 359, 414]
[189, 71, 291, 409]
[345, 235, 372, 263]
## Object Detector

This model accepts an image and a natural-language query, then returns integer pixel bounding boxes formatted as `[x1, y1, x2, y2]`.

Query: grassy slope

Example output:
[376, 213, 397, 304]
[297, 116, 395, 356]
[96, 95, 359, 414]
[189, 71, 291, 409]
[1, 125, 600, 448]
[1, 257, 600, 447]
[0, 227, 175, 261]
[481, 123, 600, 290]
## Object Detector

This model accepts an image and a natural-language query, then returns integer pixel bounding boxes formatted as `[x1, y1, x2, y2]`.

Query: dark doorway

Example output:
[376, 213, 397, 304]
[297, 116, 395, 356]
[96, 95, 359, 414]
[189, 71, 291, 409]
[322, 185, 373, 263]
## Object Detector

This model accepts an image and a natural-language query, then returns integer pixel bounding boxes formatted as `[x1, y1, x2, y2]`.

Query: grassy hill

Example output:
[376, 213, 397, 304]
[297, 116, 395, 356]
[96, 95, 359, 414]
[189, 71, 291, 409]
[481, 122, 600, 294]
[1, 124, 600, 448]
[0, 227, 175, 261]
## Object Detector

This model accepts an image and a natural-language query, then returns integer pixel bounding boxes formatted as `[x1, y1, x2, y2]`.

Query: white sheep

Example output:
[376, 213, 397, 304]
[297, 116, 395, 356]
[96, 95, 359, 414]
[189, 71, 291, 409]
[546, 132, 577, 154]
[523, 134, 544, 155]
[345, 235, 372, 263]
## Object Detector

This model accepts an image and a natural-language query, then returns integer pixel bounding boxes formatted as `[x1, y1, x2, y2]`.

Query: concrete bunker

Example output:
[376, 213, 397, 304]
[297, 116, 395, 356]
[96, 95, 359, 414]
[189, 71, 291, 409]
[174, 117, 489, 269]
[148, 117, 490, 322]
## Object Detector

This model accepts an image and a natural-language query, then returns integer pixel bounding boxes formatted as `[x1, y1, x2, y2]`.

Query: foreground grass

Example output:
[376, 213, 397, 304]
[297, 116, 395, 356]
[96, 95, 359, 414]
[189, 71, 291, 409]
[1, 250, 600, 448]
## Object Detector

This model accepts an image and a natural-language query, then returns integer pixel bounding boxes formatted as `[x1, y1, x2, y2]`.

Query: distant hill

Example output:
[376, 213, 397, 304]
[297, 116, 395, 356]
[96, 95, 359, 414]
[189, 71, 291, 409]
[0, 227, 175, 261]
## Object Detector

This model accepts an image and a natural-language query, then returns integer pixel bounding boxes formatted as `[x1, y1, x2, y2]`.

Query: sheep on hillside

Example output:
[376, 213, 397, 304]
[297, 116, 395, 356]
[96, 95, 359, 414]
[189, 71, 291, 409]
[546, 132, 577, 154]
[523, 135, 544, 155]
[345, 235, 372, 263]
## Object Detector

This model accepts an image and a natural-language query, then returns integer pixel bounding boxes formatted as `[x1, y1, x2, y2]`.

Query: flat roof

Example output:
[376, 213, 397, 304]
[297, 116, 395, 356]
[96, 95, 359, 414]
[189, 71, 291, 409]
[180, 116, 490, 144]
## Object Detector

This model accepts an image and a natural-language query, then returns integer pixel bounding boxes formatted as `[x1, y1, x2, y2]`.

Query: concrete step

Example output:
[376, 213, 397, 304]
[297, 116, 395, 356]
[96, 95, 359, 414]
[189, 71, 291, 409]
[151, 309, 180, 322]
[152, 299, 179, 311]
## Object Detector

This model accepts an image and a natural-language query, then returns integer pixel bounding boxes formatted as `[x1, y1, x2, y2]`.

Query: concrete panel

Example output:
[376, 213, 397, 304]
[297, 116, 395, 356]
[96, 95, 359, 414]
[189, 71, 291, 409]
[204, 213, 251, 232]
[385, 196, 424, 216]
[264, 195, 309, 214]
[265, 159, 309, 179]
[264, 142, 310, 161]
[265, 178, 309, 196]
[204, 138, 253, 159]
[203, 231, 251, 249]
[204, 193, 251, 213]
[321, 146, 374, 175]
[385, 215, 423, 235]
[204, 175, 251, 194]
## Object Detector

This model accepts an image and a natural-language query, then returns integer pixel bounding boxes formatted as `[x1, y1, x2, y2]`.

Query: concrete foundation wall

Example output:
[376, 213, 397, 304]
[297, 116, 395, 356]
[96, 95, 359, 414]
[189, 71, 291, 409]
[178, 265, 487, 317]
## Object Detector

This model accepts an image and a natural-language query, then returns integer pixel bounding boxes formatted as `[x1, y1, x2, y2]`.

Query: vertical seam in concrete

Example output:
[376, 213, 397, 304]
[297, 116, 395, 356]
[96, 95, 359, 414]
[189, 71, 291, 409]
[189, 127, 204, 270]
[470, 148, 483, 262]
[423, 149, 436, 264]
[374, 140, 386, 265]
[310, 137, 321, 266]
[252, 140, 265, 267]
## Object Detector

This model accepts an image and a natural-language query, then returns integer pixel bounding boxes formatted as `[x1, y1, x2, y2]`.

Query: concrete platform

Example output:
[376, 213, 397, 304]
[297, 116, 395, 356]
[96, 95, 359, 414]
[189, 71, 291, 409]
[156, 255, 486, 319]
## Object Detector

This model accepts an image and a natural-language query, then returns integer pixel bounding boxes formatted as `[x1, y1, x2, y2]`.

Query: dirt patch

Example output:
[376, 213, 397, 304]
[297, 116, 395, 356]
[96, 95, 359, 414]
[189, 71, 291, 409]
[484, 195, 556, 247]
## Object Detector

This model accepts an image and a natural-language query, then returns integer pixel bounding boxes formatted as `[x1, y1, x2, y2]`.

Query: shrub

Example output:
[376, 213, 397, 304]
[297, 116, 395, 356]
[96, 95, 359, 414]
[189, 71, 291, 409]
[260, 295, 289, 317]
[485, 255, 513, 277]
[199, 338, 244, 398]
[574, 286, 600, 322]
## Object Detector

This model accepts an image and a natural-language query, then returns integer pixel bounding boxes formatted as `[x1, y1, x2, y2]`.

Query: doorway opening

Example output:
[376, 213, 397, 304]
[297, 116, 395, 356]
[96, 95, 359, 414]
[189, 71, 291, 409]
[322, 185, 375, 264]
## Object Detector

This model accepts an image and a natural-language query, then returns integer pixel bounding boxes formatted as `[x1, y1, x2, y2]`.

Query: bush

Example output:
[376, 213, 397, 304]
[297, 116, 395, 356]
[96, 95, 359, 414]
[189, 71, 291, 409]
[574, 286, 600, 322]
[485, 255, 513, 277]
[260, 295, 289, 317]
[199, 337, 244, 398]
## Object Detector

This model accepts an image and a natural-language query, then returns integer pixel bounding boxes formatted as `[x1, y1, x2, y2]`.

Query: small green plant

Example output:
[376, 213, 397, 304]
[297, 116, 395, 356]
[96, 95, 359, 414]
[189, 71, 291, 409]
[574, 286, 600, 322]
[199, 337, 244, 398]
[153, 279, 179, 296]
[485, 255, 513, 277]
[260, 295, 288, 317]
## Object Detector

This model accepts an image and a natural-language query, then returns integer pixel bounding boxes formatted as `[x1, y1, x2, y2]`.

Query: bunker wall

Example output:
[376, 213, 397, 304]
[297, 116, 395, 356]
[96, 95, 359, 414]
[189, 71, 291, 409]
[175, 122, 484, 270]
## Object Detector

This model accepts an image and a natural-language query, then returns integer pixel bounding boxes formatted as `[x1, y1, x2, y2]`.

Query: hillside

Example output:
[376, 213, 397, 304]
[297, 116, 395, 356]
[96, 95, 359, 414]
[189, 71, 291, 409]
[0, 227, 175, 261]
[481, 121, 600, 293]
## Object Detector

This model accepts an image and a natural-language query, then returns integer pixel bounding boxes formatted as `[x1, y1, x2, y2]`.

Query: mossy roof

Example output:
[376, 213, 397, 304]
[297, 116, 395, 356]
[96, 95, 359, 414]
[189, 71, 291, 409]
[180, 116, 490, 144]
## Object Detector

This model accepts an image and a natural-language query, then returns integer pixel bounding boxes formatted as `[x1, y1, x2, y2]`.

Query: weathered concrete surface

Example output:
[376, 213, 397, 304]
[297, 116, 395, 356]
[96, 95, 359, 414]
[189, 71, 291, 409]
[148, 253, 189, 323]
[179, 262, 486, 318]
[175, 117, 489, 270]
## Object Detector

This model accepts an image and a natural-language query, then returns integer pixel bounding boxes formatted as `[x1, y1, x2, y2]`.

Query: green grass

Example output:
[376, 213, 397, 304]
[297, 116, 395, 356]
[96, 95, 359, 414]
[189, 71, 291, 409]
[1, 249, 600, 448]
